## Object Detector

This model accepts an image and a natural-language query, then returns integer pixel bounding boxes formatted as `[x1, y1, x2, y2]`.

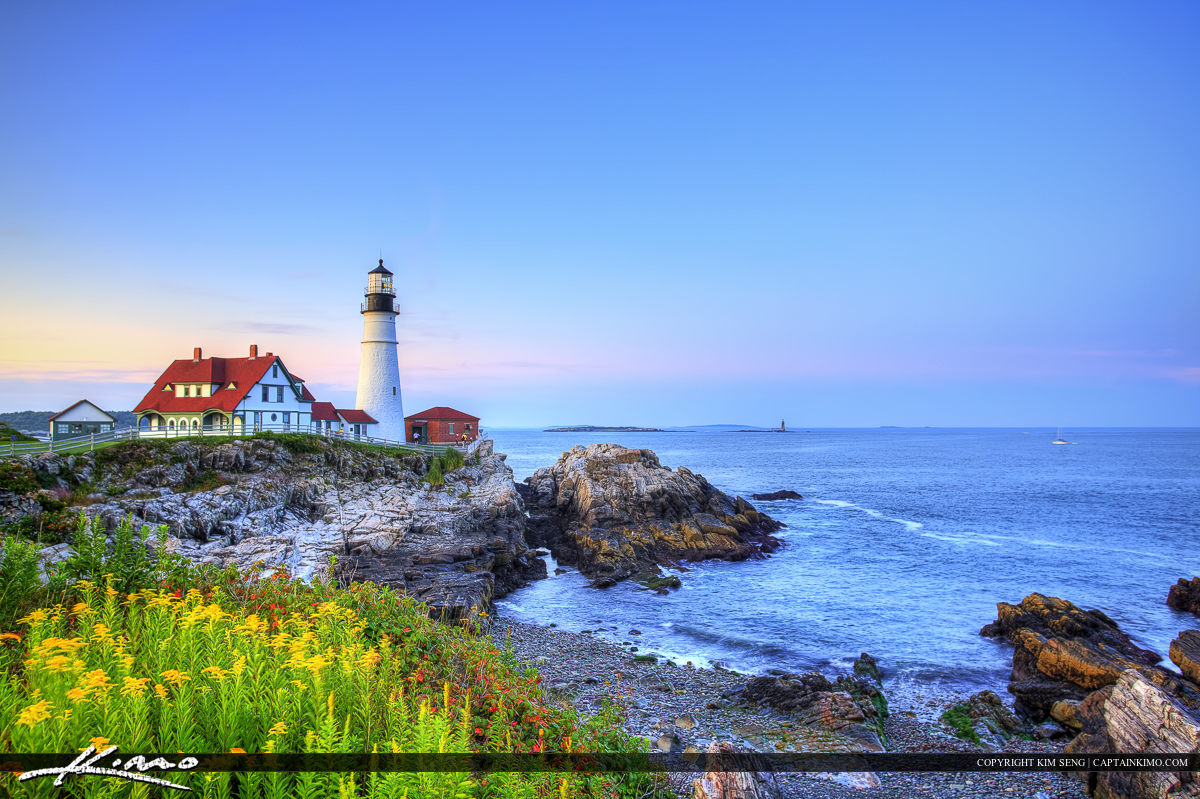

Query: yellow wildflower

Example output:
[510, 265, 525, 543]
[154, 684, 168, 700]
[267, 721, 287, 737]
[42, 655, 72, 673]
[0, 631, 20, 641]
[121, 677, 150, 698]
[16, 700, 53, 727]
[66, 688, 88, 702]
[231, 656, 246, 677]
[89, 736, 111, 750]
[160, 669, 191, 686]
[71, 602, 94, 617]
[16, 609, 48, 625]
[229, 747, 245, 754]
[201, 665, 229, 682]
[81, 669, 113, 693]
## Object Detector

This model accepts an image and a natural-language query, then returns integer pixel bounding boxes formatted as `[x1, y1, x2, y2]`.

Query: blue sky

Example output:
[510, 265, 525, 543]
[1, 1, 1197, 426]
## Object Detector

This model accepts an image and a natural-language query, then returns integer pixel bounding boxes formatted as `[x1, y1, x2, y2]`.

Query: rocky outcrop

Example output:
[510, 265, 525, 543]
[1169, 578, 1200, 616]
[18, 437, 544, 618]
[750, 490, 803, 501]
[721, 671, 887, 753]
[521, 444, 782, 586]
[979, 593, 1189, 720]
[940, 691, 1028, 748]
[1171, 630, 1200, 685]
[1065, 670, 1200, 799]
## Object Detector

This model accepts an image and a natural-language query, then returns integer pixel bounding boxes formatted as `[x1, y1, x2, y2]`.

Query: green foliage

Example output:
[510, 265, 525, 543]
[940, 703, 982, 745]
[442, 446, 465, 472]
[62, 512, 107, 585]
[176, 469, 228, 494]
[632, 654, 657, 663]
[109, 516, 153, 593]
[634, 571, 682, 590]
[0, 537, 42, 625]
[265, 433, 324, 454]
[425, 457, 445, 486]
[0, 462, 40, 495]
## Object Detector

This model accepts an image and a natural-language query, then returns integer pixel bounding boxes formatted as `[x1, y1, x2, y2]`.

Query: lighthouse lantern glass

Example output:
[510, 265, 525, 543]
[368, 273, 394, 295]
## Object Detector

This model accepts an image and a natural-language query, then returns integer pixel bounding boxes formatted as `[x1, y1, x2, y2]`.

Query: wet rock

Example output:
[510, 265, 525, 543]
[1168, 577, 1200, 616]
[749, 490, 803, 501]
[853, 652, 883, 684]
[940, 690, 1028, 748]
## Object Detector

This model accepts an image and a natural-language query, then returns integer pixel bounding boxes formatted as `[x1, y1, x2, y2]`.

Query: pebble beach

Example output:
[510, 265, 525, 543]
[493, 616, 1090, 799]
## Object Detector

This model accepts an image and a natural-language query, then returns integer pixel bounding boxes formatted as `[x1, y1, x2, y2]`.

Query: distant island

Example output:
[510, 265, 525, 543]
[543, 425, 679, 432]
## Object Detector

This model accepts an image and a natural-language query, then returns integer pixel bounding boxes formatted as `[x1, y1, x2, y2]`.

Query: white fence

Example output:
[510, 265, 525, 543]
[1, 424, 486, 459]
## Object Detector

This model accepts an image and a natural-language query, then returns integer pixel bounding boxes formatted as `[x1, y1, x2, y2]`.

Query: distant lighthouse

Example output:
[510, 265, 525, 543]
[355, 259, 405, 440]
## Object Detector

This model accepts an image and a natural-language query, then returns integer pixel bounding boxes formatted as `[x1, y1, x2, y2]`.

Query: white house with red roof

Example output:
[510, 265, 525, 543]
[134, 345, 376, 436]
[309, 402, 378, 438]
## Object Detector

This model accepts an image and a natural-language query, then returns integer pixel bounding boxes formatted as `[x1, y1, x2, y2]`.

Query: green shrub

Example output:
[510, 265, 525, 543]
[270, 433, 324, 455]
[0, 536, 41, 625]
[176, 469, 228, 493]
[425, 457, 445, 486]
[442, 446, 465, 472]
[62, 512, 107, 585]
[0, 462, 39, 495]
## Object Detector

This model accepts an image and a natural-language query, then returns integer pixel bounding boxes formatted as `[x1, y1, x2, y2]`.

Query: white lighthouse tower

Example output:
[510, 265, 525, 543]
[355, 259, 405, 440]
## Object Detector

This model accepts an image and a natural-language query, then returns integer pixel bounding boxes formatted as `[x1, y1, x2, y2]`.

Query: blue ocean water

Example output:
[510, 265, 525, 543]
[490, 428, 1200, 694]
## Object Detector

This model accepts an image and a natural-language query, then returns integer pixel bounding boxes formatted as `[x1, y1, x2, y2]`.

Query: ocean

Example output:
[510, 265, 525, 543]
[489, 427, 1200, 695]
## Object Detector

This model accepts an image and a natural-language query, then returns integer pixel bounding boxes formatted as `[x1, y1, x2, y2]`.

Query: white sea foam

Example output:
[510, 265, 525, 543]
[920, 532, 1001, 547]
[814, 499, 924, 532]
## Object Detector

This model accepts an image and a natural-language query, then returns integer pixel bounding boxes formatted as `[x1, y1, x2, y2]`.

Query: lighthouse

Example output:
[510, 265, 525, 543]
[355, 259, 405, 440]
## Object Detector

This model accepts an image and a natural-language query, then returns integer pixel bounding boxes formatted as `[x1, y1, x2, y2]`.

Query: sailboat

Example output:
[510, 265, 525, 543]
[1052, 427, 1069, 445]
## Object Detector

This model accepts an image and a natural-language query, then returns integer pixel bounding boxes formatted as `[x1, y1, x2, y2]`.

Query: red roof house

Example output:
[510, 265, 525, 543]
[404, 406, 480, 445]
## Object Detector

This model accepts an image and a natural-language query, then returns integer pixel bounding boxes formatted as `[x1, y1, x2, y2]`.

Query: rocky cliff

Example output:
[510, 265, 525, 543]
[519, 444, 783, 586]
[9, 436, 543, 618]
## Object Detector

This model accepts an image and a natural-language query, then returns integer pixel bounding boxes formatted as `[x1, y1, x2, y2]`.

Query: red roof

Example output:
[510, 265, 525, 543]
[299, 384, 316, 401]
[338, 409, 378, 424]
[134, 356, 278, 414]
[405, 406, 479, 421]
[311, 401, 339, 422]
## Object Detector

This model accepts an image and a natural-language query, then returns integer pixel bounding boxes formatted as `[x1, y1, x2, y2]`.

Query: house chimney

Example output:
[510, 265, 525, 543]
[249, 344, 258, 360]
[193, 347, 202, 362]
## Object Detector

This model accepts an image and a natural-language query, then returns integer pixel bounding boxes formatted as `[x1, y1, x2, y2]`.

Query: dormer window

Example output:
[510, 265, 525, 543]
[226, 382, 237, 390]
[185, 386, 192, 397]
[162, 384, 172, 391]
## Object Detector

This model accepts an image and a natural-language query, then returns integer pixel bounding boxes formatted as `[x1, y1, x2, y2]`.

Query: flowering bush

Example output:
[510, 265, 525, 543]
[0, 569, 660, 797]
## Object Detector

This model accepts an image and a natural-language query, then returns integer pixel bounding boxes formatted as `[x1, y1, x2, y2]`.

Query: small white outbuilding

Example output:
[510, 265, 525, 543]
[48, 400, 116, 441]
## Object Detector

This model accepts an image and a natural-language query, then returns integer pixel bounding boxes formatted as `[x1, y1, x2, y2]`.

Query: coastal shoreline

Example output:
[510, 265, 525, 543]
[490, 614, 1089, 799]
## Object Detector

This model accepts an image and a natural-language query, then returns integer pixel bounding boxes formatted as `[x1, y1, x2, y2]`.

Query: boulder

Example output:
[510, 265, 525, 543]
[940, 691, 1028, 748]
[520, 444, 782, 585]
[1066, 670, 1200, 799]
[1168, 578, 1200, 616]
[692, 741, 783, 799]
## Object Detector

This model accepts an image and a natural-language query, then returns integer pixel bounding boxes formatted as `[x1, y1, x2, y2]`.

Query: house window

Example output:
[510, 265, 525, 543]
[169, 420, 175, 430]
[448, 423, 455, 435]
[184, 386, 191, 397]
[282, 413, 290, 430]
[273, 365, 278, 378]
[261, 385, 269, 402]
[276, 386, 284, 402]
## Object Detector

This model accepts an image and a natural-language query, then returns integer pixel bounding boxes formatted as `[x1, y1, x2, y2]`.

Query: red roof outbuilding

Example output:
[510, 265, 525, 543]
[404, 406, 480, 422]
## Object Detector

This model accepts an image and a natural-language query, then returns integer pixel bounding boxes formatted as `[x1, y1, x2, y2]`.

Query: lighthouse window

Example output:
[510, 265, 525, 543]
[392, 387, 396, 395]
